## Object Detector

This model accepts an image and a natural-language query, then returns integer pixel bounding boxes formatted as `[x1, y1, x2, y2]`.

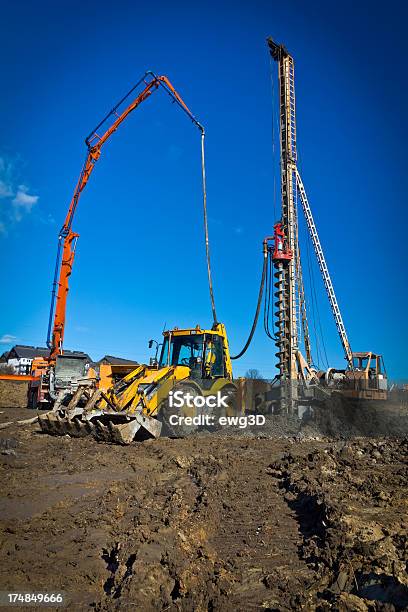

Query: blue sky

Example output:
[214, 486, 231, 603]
[0, 0, 406, 380]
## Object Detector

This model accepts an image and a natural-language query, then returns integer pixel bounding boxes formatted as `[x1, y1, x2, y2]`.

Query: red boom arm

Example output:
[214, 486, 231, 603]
[47, 72, 202, 360]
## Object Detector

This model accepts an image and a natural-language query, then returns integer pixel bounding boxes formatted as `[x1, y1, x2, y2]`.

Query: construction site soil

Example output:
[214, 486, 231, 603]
[0, 380, 29, 408]
[0, 405, 407, 611]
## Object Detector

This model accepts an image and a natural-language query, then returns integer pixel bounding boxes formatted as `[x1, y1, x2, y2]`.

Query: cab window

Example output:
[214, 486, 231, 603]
[169, 335, 204, 367]
[204, 335, 224, 377]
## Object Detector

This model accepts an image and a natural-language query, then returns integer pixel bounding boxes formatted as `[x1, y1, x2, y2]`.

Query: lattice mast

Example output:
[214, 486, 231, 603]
[267, 37, 353, 378]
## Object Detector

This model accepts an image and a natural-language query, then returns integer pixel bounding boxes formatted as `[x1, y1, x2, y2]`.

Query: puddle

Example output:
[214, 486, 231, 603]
[0, 484, 103, 520]
[0, 467, 134, 521]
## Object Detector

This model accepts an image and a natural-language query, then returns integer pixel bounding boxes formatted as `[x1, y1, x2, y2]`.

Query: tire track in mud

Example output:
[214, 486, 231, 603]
[187, 443, 315, 610]
[1, 408, 407, 611]
[95, 439, 315, 611]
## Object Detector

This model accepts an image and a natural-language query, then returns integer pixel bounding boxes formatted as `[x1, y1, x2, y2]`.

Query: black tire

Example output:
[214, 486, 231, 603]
[159, 381, 204, 438]
[27, 388, 38, 410]
[209, 383, 238, 431]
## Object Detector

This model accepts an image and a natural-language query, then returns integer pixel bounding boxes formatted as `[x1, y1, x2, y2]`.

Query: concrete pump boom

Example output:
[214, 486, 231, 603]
[46, 72, 204, 360]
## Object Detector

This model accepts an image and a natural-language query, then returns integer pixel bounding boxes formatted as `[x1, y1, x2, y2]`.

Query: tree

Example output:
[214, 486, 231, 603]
[244, 368, 264, 380]
[0, 363, 15, 374]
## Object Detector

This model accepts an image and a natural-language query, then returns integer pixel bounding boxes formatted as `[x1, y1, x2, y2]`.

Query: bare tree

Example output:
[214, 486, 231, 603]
[244, 368, 264, 380]
[0, 363, 15, 374]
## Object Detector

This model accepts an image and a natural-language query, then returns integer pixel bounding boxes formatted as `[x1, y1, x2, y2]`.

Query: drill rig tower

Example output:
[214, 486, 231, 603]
[267, 37, 355, 410]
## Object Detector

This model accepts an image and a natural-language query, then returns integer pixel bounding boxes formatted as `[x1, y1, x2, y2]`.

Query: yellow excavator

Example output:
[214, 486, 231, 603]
[38, 324, 240, 444]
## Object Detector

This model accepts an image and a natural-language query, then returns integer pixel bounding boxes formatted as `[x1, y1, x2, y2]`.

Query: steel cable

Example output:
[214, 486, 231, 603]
[200, 132, 218, 326]
[231, 251, 268, 360]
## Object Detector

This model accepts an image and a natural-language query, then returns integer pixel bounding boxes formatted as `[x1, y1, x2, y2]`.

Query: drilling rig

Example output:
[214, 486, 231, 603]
[267, 37, 387, 408]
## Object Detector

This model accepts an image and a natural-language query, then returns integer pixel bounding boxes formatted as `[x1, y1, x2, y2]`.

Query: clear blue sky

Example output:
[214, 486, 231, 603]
[0, 0, 406, 380]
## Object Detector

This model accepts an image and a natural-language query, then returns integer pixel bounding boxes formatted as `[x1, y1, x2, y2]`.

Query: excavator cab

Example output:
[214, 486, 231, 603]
[158, 327, 229, 379]
[352, 352, 385, 375]
[344, 352, 388, 399]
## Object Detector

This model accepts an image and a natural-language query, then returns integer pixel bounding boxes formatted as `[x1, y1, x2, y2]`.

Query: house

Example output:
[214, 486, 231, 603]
[96, 355, 139, 366]
[6, 346, 49, 375]
[6, 345, 92, 375]
[87, 356, 139, 380]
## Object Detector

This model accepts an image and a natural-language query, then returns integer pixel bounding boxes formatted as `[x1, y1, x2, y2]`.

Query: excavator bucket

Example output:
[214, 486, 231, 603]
[38, 407, 162, 445]
[38, 325, 237, 445]
[83, 409, 162, 444]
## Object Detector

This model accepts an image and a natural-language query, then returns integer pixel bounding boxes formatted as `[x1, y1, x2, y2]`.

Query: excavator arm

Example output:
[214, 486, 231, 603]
[47, 72, 203, 360]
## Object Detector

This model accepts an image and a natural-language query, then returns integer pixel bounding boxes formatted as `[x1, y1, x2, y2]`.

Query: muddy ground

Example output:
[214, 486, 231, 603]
[0, 406, 407, 611]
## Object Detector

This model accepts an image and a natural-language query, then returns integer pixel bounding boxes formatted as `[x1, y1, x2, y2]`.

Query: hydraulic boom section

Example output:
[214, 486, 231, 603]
[47, 72, 203, 361]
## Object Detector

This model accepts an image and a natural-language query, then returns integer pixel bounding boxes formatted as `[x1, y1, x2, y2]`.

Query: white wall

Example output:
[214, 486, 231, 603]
[7, 357, 33, 375]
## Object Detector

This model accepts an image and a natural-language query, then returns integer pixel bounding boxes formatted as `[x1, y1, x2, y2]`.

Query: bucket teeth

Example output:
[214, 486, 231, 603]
[92, 420, 112, 443]
[38, 412, 93, 438]
[107, 420, 142, 445]
[38, 409, 161, 445]
[64, 418, 94, 438]
[38, 412, 64, 436]
[90, 416, 162, 445]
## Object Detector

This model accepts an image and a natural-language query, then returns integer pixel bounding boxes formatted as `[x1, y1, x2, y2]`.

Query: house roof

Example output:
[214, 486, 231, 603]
[97, 355, 139, 365]
[61, 350, 92, 362]
[7, 345, 92, 362]
[8, 345, 49, 359]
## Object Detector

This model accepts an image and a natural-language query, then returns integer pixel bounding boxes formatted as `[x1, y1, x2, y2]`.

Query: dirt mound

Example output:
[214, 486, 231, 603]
[308, 397, 408, 438]
[0, 379, 29, 408]
[269, 438, 408, 609]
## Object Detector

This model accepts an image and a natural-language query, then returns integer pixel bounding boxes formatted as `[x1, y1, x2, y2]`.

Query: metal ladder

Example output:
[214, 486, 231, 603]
[296, 168, 353, 367]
